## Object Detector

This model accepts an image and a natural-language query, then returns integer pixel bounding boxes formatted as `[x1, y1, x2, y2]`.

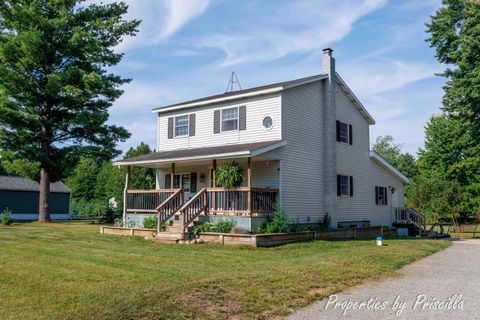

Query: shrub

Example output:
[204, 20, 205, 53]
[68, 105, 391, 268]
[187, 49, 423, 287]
[71, 198, 120, 223]
[216, 162, 243, 188]
[1, 208, 13, 225]
[190, 222, 215, 235]
[143, 215, 158, 229]
[258, 202, 289, 233]
[211, 219, 236, 233]
[189, 219, 237, 235]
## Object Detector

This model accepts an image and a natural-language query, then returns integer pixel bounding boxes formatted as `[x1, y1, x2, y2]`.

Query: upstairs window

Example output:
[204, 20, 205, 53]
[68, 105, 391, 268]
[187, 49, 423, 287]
[337, 174, 353, 197]
[375, 186, 388, 205]
[336, 120, 353, 145]
[175, 115, 189, 137]
[222, 107, 238, 131]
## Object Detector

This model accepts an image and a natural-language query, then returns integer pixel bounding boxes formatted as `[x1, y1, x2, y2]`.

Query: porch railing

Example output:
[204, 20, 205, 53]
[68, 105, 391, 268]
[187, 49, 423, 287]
[394, 207, 427, 232]
[157, 189, 184, 232]
[206, 187, 278, 216]
[125, 189, 179, 213]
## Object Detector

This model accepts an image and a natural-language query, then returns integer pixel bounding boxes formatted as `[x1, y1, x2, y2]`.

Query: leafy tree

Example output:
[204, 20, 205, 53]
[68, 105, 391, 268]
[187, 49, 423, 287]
[65, 157, 100, 201]
[0, 151, 40, 180]
[0, 1, 139, 222]
[124, 143, 155, 189]
[372, 136, 418, 179]
[420, 1, 480, 215]
[406, 174, 462, 222]
[426, 0, 480, 142]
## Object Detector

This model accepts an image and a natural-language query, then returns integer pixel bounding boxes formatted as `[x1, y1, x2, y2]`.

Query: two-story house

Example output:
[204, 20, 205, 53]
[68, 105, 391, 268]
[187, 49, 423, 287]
[116, 48, 411, 238]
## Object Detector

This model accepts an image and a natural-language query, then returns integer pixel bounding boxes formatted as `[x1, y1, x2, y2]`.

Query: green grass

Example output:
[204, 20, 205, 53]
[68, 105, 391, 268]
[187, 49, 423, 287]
[0, 224, 450, 320]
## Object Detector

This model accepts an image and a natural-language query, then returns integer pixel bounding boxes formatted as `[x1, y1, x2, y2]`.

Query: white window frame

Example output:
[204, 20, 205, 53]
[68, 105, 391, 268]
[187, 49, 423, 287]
[338, 121, 349, 144]
[339, 175, 350, 197]
[221, 106, 239, 132]
[174, 114, 189, 137]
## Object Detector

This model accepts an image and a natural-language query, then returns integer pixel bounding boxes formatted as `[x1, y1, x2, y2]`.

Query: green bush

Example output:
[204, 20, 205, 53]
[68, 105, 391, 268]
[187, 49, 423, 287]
[211, 219, 236, 233]
[258, 202, 289, 234]
[189, 219, 237, 235]
[71, 198, 120, 223]
[143, 215, 158, 229]
[216, 162, 244, 188]
[1, 208, 13, 225]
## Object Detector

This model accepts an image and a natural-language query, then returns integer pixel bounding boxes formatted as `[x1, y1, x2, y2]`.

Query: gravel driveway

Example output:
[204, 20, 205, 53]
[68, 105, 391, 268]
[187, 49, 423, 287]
[288, 239, 480, 320]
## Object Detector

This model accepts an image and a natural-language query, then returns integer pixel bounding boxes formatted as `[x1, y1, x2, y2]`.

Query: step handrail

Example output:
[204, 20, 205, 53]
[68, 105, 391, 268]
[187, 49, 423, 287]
[156, 188, 184, 233]
[178, 188, 207, 235]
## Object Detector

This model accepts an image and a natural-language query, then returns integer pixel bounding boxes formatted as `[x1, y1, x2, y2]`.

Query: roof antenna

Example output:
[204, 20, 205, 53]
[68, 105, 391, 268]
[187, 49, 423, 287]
[225, 71, 242, 93]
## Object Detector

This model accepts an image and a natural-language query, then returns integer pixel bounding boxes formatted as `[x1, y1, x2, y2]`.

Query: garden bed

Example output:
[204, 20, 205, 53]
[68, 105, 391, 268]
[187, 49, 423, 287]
[199, 226, 397, 247]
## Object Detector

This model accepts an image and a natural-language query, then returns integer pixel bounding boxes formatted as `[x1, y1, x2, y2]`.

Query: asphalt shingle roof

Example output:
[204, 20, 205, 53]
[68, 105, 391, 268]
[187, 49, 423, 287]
[0, 176, 71, 193]
[117, 140, 283, 164]
[153, 74, 325, 111]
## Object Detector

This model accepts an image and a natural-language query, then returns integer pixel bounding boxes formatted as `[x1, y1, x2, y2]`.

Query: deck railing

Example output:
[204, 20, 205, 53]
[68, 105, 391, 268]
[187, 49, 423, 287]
[157, 189, 184, 232]
[126, 189, 179, 213]
[206, 187, 278, 216]
[394, 207, 427, 232]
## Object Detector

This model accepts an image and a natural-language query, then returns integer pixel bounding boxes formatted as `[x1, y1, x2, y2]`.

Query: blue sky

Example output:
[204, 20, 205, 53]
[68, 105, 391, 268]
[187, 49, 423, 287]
[99, 0, 444, 155]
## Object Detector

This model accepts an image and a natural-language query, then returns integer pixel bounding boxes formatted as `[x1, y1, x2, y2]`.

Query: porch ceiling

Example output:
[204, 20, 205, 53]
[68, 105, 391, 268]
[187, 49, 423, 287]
[114, 140, 285, 168]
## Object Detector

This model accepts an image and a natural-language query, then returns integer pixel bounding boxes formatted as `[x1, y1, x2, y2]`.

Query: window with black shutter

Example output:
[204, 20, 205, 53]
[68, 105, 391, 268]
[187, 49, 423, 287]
[336, 120, 352, 144]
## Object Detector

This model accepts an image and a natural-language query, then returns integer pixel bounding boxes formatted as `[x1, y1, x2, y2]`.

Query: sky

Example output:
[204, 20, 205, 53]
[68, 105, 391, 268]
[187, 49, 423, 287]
[99, 0, 445, 156]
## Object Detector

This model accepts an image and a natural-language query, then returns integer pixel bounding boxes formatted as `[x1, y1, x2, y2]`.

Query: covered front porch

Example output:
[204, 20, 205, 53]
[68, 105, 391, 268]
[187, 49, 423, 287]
[116, 141, 284, 233]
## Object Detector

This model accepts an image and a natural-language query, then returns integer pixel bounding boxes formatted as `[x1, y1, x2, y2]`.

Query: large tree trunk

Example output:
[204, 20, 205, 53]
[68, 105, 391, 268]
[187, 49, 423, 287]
[38, 166, 51, 222]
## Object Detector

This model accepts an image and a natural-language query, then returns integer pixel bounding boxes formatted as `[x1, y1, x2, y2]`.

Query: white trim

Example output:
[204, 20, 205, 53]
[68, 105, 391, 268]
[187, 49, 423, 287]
[174, 114, 190, 138]
[336, 74, 376, 125]
[250, 141, 287, 157]
[153, 87, 283, 113]
[114, 141, 287, 167]
[152, 75, 328, 114]
[221, 106, 239, 132]
[369, 151, 409, 183]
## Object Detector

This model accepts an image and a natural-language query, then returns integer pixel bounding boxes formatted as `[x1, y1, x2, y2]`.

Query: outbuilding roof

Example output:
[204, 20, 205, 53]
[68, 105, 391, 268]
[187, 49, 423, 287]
[0, 176, 71, 193]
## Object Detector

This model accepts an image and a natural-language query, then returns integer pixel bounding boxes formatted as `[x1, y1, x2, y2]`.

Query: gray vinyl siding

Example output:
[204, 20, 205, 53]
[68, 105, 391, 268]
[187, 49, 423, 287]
[276, 81, 326, 223]
[0, 190, 70, 215]
[335, 85, 404, 226]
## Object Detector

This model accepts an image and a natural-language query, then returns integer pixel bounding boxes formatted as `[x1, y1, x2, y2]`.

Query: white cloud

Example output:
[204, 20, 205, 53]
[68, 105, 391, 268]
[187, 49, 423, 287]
[196, 0, 387, 67]
[89, 0, 211, 51]
[340, 60, 440, 96]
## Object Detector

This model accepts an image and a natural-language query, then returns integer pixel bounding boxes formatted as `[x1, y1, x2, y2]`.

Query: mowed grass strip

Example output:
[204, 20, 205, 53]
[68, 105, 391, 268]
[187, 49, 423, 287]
[0, 223, 450, 320]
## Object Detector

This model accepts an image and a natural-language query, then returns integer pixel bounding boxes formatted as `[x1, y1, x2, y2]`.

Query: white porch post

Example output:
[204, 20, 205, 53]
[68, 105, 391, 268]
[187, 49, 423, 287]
[123, 166, 131, 227]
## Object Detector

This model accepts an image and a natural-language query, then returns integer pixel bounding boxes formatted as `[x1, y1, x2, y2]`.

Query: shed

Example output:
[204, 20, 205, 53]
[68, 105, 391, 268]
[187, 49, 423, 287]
[0, 176, 71, 220]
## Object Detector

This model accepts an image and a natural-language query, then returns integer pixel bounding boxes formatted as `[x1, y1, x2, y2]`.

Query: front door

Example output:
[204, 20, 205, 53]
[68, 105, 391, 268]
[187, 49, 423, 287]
[166, 172, 198, 200]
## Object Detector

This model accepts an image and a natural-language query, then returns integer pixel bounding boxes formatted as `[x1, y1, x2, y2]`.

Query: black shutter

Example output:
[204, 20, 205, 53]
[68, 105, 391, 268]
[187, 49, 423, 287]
[214, 110, 220, 133]
[336, 120, 340, 142]
[190, 172, 197, 193]
[165, 174, 171, 189]
[375, 186, 379, 205]
[384, 187, 388, 205]
[168, 117, 174, 139]
[337, 175, 341, 196]
[239, 106, 246, 130]
[189, 114, 196, 136]
[349, 176, 353, 197]
[349, 124, 353, 145]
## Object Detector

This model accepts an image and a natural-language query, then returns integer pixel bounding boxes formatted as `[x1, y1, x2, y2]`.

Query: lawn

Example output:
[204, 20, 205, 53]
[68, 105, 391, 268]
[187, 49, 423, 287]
[0, 223, 450, 320]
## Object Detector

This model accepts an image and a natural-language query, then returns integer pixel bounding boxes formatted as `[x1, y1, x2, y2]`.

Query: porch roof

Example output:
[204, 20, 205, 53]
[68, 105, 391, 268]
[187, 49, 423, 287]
[115, 140, 285, 167]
